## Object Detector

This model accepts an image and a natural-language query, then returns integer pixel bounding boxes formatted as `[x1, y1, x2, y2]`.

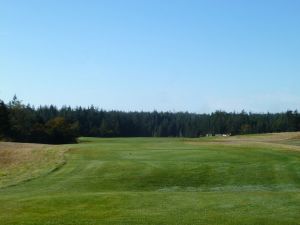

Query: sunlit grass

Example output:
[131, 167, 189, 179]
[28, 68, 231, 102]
[0, 133, 300, 224]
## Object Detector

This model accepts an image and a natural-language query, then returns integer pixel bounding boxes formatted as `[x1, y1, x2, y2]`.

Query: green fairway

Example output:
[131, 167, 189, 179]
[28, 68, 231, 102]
[1, 133, 300, 225]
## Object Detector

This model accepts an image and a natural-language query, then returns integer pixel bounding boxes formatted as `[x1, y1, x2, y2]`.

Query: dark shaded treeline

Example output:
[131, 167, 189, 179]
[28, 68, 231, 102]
[0, 96, 300, 144]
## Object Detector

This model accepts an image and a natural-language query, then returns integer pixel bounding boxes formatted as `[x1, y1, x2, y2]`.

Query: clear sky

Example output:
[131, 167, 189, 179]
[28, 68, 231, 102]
[1, 0, 300, 113]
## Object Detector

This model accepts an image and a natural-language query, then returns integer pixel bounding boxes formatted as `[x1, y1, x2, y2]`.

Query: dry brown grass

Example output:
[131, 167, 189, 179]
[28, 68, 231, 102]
[228, 132, 300, 142]
[185, 132, 300, 152]
[0, 142, 67, 188]
[0, 142, 47, 167]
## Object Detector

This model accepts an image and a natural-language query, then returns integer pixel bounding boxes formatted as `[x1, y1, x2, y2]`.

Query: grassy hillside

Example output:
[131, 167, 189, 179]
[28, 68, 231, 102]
[0, 142, 67, 188]
[0, 133, 300, 225]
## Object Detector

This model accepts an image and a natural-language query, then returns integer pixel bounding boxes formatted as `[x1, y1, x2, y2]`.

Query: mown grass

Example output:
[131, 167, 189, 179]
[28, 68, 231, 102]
[0, 133, 300, 225]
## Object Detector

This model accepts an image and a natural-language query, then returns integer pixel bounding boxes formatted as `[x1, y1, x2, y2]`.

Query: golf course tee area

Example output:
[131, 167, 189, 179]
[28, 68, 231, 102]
[1, 132, 300, 225]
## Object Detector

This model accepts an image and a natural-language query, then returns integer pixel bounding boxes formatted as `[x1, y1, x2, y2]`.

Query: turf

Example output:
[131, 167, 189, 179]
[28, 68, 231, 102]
[0, 133, 300, 225]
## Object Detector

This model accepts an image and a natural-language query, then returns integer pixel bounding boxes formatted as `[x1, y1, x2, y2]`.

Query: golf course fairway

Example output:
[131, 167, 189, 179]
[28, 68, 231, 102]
[1, 133, 300, 225]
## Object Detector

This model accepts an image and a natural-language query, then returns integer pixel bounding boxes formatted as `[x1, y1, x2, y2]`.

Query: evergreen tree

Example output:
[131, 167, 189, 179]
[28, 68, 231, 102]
[0, 95, 300, 144]
[0, 100, 9, 138]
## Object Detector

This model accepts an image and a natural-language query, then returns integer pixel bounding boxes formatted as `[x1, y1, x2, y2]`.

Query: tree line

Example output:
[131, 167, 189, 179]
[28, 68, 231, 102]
[0, 96, 300, 144]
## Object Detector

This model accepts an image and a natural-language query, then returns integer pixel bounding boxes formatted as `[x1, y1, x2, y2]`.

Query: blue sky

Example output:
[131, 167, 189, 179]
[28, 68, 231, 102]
[1, 0, 300, 113]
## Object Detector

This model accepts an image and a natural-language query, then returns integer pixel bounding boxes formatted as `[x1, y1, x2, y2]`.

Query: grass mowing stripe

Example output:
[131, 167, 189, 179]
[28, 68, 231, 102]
[0, 133, 300, 224]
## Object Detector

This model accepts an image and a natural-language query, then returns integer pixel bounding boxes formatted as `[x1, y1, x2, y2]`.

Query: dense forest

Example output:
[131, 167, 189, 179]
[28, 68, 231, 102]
[0, 96, 300, 144]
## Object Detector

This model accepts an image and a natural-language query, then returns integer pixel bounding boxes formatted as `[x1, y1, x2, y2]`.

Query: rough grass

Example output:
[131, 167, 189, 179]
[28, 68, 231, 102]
[0, 133, 300, 225]
[0, 142, 67, 188]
